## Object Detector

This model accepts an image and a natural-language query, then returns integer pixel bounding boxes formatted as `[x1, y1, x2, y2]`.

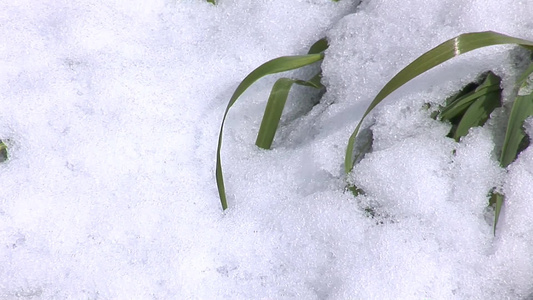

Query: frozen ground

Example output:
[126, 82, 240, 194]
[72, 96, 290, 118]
[1, 0, 533, 299]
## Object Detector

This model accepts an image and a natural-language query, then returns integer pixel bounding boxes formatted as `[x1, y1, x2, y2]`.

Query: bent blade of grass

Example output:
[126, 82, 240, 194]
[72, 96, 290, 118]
[345, 31, 533, 174]
[216, 53, 324, 210]
[256, 75, 324, 149]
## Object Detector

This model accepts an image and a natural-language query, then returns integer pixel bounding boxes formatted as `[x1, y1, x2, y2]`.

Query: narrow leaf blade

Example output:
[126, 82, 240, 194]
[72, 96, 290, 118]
[255, 78, 294, 149]
[308, 38, 329, 55]
[440, 82, 500, 121]
[256, 75, 325, 149]
[490, 192, 504, 235]
[453, 91, 501, 140]
[452, 72, 502, 140]
[500, 90, 533, 167]
[493, 65, 533, 234]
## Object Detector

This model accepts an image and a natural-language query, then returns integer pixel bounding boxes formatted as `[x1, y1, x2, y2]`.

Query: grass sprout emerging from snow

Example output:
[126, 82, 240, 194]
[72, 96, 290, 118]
[345, 31, 533, 174]
[216, 31, 533, 234]
[216, 39, 327, 210]
[489, 62, 533, 232]
[347, 31, 533, 234]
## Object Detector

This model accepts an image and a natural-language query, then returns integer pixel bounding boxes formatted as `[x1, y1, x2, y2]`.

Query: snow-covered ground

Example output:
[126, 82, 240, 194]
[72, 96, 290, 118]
[1, 0, 533, 298]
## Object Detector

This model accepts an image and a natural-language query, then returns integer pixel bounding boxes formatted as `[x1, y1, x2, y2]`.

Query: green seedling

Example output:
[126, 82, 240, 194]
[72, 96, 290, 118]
[435, 66, 531, 233]
[256, 39, 327, 149]
[215, 29, 533, 231]
[216, 38, 328, 210]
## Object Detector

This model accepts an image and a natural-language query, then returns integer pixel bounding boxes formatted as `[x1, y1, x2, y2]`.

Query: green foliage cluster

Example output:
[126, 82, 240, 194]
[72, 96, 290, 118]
[436, 71, 502, 142]
[432, 65, 533, 233]
[215, 31, 533, 233]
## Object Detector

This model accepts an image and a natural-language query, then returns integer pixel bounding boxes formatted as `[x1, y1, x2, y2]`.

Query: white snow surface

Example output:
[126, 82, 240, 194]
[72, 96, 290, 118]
[1, 0, 533, 299]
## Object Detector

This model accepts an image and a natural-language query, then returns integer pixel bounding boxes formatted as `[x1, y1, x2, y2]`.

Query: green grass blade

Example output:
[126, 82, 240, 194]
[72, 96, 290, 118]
[439, 86, 500, 121]
[490, 192, 504, 234]
[256, 75, 324, 149]
[440, 77, 501, 121]
[492, 65, 533, 234]
[500, 82, 533, 167]
[216, 54, 324, 210]
[453, 91, 501, 140]
[255, 78, 294, 149]
[452, 73, 501, 141]
[345, 31, 533, 174]
[308, 38, 329, 55]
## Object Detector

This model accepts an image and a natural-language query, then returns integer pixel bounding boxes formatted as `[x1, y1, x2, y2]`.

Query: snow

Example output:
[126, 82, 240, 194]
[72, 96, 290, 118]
[1, 0, 533, 299]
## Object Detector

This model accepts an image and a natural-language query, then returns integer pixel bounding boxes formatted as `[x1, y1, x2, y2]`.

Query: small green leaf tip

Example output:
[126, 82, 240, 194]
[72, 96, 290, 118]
[0, 140, 7, 163]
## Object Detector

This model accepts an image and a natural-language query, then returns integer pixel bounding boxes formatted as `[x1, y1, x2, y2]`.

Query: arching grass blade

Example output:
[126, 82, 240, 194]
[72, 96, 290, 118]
[216, 53, 324, 209]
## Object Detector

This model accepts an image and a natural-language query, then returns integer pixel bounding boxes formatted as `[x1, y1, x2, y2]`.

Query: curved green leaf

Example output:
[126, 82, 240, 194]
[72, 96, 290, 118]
[216, 53, 324, 209]
[345, 31, 533, 174]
